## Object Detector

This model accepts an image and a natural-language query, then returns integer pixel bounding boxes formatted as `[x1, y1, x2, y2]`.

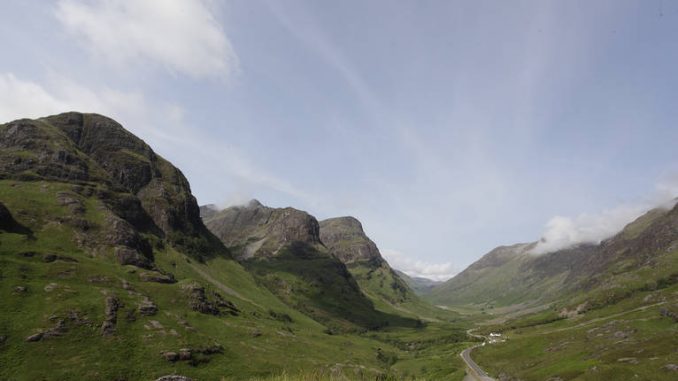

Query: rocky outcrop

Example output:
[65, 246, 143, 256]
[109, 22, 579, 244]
[138, 297, 158, 316]
[182, 283, 239, 316]
[101, 296, 120, 336]
[25, 320, 67, 342]
[202, 200, 322, 260]
[319, 217, 383, 265]
[139, 271, 176, 284]
[155, 376, 193, 381]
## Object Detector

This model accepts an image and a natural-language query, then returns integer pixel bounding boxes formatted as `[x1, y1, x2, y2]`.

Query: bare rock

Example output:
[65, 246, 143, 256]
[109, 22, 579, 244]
[139, 271, 175, 284]
[664, 364, 678, 371]
[115, 246, 152, 269]
[161, 351, 179, 362]
[182, 283, 220, 315]
[101, 296, 120, 336]
[138, 297, 158, 316]
[155, 376, 193, 381]
[178, 348, 192, 361]
[659, 307, 678, 322]
[617, 357, 639, 364]
[25, 332, 44, 342]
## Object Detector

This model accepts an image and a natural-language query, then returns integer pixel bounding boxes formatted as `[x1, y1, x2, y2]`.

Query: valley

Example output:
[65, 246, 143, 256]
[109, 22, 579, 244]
[0, 113, 676, 381]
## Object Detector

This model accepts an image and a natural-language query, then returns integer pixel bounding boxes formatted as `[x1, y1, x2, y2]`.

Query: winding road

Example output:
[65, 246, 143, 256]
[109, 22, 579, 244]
[460, 330, 496, 381]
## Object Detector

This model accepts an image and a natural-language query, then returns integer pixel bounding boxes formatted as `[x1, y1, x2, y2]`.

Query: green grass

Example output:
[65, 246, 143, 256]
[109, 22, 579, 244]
[472, 283, 678, 381]
[0, 180, 469, 380]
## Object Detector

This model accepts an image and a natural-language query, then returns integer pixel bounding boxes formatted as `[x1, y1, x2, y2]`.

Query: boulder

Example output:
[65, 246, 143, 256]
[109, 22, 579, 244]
[155, 376, 193, 381]
[138, 297, 158, 316]
[101, 296, 120, 336]
[139, 271, 175, 284]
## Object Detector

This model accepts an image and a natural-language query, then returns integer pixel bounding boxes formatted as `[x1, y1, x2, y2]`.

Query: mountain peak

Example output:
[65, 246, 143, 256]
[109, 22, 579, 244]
[319, 216, 382, 265]
[247, 199, 263, 208]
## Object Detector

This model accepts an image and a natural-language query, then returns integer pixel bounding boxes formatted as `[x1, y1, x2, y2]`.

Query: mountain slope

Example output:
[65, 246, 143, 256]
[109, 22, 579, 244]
[0, 113, 468, 380]
[427, 242, 597, 308]
[470, 205, 678, 380]
[430, 204, 678, 312]
[319, 217, 411, 306]
[201, 202, 419, 331]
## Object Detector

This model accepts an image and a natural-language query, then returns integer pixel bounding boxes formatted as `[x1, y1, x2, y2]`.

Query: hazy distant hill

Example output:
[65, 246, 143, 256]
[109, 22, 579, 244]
[394, 270, 443, 295]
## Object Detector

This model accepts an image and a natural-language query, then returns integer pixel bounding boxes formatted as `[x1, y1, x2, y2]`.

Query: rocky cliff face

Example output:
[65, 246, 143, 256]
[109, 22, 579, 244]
[201, 200, 322, 260]
[200, 202, 420, 329]
[319, 216, 413, 305]
[0, 112, 224, 263]
[319, 217, 383, 265]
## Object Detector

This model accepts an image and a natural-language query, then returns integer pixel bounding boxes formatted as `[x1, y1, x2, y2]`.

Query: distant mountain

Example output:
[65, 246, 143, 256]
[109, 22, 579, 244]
[428, 204, 678, 312]
[201, 202, 419, 331]
[394, 270, 443, 296]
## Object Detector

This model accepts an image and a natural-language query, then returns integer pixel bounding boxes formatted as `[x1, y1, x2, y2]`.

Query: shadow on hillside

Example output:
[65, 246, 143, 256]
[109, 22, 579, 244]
[0, 202, 33, 237]
[244, 241, 423, 332]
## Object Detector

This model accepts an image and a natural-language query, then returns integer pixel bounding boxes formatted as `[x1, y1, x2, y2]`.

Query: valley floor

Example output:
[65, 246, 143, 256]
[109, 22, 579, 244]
[467, 284, 678, 380]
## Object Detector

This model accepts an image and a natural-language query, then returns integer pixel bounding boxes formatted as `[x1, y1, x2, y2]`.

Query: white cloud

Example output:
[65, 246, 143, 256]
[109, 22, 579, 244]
[381, 248, 457, 282]
[0, 73, 71, 122]
[55, 0, 238, 80]
[531, 176, 678, 255]
[0, 72, 146, 124]
[530, 205, 647, 255]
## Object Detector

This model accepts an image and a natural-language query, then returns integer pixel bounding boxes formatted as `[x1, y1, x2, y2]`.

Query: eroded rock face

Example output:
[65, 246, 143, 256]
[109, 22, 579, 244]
[101, 296, 120, 336]
[202, 200, 322, 259]
[0, 112, 227, 264]
[155, 376, 193, 381]
[138, 297, 158, 316]
[182, 283, 239, 316]
[319, 217, 383, 265]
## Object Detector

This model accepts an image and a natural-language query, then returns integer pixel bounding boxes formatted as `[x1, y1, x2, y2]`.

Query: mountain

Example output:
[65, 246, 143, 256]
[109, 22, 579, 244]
[427, 242, 597, 308]
[319, 217, 412, 306]
[200, 200, 322, 260]
[395, 270, 443, 296]
[0, 113, 467, 380]
[429, 203, 678, 312]
[201, 202, 419, 331]
[468, 204, 678, 381]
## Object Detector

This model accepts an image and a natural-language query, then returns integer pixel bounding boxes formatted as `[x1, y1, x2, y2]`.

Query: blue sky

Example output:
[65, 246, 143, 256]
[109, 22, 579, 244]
[1, 0, 677, 279]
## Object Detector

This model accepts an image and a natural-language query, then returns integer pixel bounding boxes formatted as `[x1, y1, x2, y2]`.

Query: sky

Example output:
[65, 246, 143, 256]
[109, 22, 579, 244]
[1, 0, 678, 281]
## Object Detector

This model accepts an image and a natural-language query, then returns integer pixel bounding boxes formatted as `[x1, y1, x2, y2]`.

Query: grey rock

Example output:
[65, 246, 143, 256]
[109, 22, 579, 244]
[138, 297, 158, 316]
[155, 376, 193, 381]
[101, 296, 120, 336]
[139, 271, 175, 284]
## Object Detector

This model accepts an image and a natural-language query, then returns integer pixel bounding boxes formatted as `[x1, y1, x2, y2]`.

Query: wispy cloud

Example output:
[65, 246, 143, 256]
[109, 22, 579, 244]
[55, 0, 238, 80]
[381, 248, 457, 282]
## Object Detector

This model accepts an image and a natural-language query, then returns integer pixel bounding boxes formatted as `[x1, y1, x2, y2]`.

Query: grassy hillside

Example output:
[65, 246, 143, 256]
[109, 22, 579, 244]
[473, 282, 678, 380]
[458, 204, 678, 380]
[0, 114, 471, 380]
